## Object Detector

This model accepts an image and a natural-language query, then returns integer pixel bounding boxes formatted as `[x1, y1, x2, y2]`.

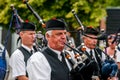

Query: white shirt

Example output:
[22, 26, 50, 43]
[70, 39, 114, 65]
[116, 44, 120, 62]
[85, 46, 106, 62]
[50, 48, 75, 70]
[27, 51, 51, 80]
[50, 47, 62, 61]
[9, 44, 33, 79]
[27, 47, 76, 80]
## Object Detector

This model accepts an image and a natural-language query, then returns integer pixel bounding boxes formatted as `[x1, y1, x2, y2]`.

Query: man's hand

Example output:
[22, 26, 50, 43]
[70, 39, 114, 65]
[92, 76, 100, 80]
[16, 75, 28, 80]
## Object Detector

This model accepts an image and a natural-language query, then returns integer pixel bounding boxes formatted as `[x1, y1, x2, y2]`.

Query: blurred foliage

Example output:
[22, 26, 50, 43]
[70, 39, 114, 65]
[0, 0, 120, 32]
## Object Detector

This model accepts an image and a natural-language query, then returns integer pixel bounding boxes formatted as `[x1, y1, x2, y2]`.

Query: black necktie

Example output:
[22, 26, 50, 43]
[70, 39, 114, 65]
[61, 52, 67, 65]
[60, 52, 67, 66]
[30, 50, 33, 55]
[90, 50, 94, 59]
[60, 52, 69, 71]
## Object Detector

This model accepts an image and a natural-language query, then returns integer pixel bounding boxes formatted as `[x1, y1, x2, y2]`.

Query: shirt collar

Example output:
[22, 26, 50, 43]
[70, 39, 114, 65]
[48, 46, 61, 55]
[48, 46, 62, 61]
[21, 44, 33, 53]
[85, 46, 94, 54]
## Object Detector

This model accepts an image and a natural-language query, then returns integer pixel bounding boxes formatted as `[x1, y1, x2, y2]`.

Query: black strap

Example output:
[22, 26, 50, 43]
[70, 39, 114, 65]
[18, 46, 33, 77]
[42, 47, 70, 80]
[61, 52, 68, 69]
[94, 49, 102, 76]
[18, 46, 32, 66]
[90, 50, 94, 59]
[94, 49, 102, 66]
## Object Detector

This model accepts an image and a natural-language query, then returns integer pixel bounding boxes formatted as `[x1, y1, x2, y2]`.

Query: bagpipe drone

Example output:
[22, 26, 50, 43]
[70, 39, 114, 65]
[12, 1, 46, 51]
[64, 10, 119, 80]
[62, 10, 100, 80]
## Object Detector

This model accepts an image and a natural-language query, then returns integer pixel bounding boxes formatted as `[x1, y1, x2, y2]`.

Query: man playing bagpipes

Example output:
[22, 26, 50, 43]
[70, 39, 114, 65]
[75, 26, 118, 80]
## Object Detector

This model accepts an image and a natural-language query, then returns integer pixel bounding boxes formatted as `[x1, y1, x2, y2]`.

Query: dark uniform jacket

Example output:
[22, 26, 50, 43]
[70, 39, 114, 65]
[42, 47, 71, 80]
[79, 48, 102, 80]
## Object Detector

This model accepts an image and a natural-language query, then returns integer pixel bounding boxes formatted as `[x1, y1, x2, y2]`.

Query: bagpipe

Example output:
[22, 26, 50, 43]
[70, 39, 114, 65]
[20, 2, 96, 79]
[62, 10, 101, 80]
[23, 0, 45, 28]
[11, 1, 47, 51]
[22, 0, 47, 51]
[64, 39, 101, 80]
[19, 3, 100, 80]
[12, 0, 46, 30]
[11, 2, 119, 79]
[63, 10, 119, 80]
[10, 4, 24, 34]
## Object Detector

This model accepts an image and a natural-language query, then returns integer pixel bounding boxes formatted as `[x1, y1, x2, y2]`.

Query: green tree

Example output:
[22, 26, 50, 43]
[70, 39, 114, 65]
[0, 0, 120, 31]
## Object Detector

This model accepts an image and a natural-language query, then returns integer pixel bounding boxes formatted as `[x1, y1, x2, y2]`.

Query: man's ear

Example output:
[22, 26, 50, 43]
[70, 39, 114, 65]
[45, 33, 50, 40]
[19, 31, 25, 38]
[19, 32, 23, 37]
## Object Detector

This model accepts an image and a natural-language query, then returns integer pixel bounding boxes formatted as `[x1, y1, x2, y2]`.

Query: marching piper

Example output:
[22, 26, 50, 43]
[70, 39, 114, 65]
[27, 18, 74, 80]
[77, 26, 106, 80]
[9, 22, 36, 80]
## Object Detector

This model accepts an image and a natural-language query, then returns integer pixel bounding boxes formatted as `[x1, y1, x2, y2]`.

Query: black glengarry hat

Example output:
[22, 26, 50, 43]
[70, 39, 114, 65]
[20, 22, 36, 31]
[17, 22, 36, 44]
[45, 19, 66, 31]
[84, 26, 99, 36]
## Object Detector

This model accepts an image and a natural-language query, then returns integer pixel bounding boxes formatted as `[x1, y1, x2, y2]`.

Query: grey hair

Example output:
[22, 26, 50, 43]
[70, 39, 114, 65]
[45, 30, 52, 36]
[45, 30, 53, 41]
